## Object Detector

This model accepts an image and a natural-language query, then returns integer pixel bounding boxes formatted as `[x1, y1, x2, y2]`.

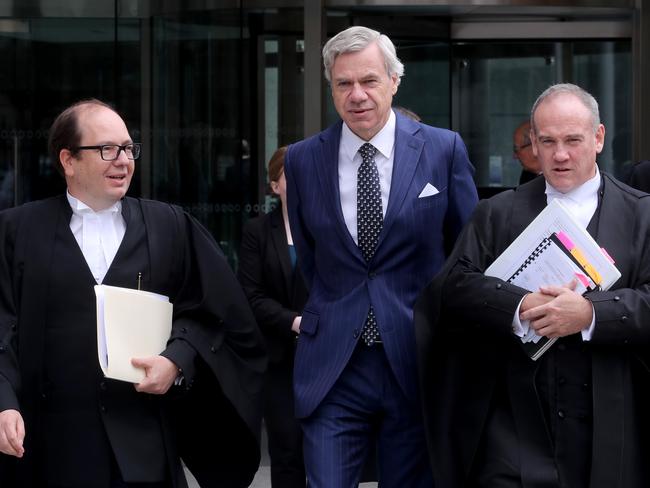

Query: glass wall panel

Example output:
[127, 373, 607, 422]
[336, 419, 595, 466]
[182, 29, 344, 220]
[0, 14, 140, 209]
[453, 40, 631, 194]
[150, 8, 244, 265]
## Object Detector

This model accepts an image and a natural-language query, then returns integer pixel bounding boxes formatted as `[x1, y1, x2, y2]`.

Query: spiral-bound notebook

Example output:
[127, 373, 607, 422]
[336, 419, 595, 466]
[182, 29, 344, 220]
[485, 199, 620, 360]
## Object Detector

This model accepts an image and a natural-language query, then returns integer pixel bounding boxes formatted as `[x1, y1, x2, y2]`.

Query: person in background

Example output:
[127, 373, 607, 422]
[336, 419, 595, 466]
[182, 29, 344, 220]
[416, 83, 650, 488]
[625, 159, 650, 192]
[238, 146, 308, 488]
[284, 25, 478, 487]
[513, 120, 542, 184]
[0, 99, 266, 488]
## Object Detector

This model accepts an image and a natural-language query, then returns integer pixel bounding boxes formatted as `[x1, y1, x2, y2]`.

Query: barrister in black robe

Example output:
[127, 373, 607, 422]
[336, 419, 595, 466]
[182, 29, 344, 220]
[0, 100, 266, 488]
[415, 84, 650, 488]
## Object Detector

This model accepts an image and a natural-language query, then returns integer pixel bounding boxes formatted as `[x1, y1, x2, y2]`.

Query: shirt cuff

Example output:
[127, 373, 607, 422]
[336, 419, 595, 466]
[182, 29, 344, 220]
[581, 302, 597, 341]
[511, 296, 530, 338]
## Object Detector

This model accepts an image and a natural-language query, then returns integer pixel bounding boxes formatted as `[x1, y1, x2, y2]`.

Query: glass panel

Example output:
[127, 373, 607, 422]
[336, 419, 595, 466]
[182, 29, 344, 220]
[0, 15, 140, 208]
[453, 40, 631, 194]
[150, 8, 244, 266]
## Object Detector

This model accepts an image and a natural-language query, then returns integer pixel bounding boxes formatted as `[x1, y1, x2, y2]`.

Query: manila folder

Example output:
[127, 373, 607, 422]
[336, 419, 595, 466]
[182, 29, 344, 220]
[95, 284, 173, 383]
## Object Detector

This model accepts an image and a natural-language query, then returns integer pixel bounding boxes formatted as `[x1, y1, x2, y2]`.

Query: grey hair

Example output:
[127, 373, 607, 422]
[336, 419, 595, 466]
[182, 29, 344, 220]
[322, 26, 404, 86]
[530, 83, 600, 133]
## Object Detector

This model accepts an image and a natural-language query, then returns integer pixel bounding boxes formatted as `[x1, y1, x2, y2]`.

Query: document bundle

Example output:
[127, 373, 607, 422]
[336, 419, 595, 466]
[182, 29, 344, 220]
[95, 285, 173, 383]
[485, 199, 620, 360]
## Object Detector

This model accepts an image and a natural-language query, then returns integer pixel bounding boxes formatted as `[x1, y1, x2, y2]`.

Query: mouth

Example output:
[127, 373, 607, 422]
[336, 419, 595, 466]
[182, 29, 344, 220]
[106, 175, 127, 181]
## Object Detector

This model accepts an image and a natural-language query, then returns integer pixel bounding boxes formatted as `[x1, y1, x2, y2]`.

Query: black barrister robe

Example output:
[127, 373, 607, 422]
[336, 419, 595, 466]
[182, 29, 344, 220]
[0, 195, 267, 488]
[415, 174, 650, 488]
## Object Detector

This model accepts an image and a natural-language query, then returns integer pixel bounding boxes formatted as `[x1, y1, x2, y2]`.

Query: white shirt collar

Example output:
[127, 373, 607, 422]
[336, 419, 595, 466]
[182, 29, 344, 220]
[67, 191, 122, 215]
[545, 166, 601, 203]
[340, 109, 396, 162]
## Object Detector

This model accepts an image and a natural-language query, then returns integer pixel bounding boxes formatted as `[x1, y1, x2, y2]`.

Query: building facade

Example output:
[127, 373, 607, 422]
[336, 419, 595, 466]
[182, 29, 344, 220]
[1, 0, 648, 264]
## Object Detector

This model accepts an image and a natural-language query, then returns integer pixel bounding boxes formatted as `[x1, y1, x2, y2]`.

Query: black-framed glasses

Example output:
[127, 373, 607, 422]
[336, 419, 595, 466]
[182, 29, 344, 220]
[74, 143, 141, 161]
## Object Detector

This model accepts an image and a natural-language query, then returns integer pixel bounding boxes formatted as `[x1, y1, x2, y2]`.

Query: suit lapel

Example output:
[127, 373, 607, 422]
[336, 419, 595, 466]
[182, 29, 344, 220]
[378, 115, 423, 249]
[314, 123, 363, 260]
[269, 207, 293, 294]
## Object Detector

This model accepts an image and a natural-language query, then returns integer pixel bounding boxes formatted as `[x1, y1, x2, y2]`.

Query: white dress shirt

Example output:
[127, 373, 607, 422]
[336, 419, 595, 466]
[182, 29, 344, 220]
[67, 192, 126, 284]
[512, 167, 601, 341]
[339, 109, 396, 244]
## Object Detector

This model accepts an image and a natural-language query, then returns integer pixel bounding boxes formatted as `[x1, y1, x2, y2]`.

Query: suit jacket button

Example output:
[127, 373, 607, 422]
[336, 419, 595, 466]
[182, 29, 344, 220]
[557, 410, 565, 419]
[100, 381, 107, 391]
[210, 346, 217, 353]
[613, 296, 620, 301]
[353, 329, 360, 338]
[496, 283, 502, 289]
[368, 272, 376, 279]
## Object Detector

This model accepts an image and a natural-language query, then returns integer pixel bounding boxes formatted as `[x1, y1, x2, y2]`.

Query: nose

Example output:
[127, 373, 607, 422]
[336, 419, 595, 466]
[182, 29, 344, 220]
[113, 147, 131, 166]
[553, 144, 570, 162]
[349, 82, 368, 102]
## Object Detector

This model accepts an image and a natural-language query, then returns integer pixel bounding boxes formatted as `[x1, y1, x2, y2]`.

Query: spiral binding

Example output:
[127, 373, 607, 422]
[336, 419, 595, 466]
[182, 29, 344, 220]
[508, 237, 552, 282]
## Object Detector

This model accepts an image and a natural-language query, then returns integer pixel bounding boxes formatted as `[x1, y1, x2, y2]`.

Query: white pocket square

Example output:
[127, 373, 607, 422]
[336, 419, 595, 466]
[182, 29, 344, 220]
[418, 183, 439, 198]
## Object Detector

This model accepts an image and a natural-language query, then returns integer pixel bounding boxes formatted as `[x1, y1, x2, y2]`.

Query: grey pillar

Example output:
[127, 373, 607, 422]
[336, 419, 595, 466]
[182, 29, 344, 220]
[304, 0, 324, 138]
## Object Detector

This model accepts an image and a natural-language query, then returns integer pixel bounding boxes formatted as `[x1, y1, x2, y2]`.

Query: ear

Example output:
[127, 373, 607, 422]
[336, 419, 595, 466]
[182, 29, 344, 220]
[391, 73, 399, 95]
[595, 124, 605, 154]
[59, 149, 75, 177]
[270, 180, 280, 196]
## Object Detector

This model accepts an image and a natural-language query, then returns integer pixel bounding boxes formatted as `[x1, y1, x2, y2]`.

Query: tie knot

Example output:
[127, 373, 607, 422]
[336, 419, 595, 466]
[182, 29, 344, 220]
[359, 143, 377, 161]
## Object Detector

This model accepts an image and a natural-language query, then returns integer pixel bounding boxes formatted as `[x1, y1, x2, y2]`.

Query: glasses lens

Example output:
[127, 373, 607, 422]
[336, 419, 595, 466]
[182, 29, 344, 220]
[127, 143, 141, 160]
[101, 145, 119, 160]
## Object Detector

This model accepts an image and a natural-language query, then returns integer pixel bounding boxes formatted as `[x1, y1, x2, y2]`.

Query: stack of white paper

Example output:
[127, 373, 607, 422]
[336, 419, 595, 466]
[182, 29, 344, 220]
[95, 285, 173, 383]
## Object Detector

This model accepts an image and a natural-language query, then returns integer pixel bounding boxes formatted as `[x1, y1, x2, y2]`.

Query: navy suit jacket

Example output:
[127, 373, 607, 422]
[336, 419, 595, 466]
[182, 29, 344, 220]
[285, 111, 478, 418]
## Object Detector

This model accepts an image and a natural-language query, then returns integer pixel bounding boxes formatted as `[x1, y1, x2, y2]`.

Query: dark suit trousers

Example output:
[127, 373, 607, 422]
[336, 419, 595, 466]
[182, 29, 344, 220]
[265, 357, 306, 488]
[300, 343, 433, 488]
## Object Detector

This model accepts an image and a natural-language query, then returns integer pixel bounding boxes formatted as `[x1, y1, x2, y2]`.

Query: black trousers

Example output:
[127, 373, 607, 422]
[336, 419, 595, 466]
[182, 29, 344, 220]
[264, 359, 306, 488]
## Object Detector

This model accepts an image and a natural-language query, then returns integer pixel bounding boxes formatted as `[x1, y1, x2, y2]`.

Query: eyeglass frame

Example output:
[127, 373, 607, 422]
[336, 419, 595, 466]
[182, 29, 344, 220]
[72, 143, 141, 161]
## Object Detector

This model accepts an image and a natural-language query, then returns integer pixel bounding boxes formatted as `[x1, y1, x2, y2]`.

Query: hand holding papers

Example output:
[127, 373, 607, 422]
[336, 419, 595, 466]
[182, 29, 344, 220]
[95, 285, 173, 383]
[485, 199, 620, 360]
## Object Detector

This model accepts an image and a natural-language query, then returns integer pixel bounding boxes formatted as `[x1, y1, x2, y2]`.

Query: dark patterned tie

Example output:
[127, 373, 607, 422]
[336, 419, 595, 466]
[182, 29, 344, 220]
[357, 143, 382, 346]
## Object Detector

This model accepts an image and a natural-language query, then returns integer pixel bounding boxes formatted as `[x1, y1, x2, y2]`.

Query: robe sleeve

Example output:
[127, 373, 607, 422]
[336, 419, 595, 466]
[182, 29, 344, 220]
[436, 199, 529, 340]
[586, 196, 650, 346]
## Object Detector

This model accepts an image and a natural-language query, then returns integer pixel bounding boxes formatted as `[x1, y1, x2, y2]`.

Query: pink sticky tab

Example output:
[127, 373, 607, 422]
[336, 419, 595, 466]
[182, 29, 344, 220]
[555, 231, 574, 250]
[600, 247, 615, 264]
[574, 273, 590, 288]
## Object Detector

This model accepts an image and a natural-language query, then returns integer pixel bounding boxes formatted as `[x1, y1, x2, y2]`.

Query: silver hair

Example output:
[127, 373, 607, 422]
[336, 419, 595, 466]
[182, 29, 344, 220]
[322, 26, 404, 86]
[530, 83, 601, 133]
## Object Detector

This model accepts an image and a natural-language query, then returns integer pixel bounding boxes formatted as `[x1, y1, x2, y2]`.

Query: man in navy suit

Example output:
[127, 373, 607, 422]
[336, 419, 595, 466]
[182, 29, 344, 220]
[284, 25, 478, 487]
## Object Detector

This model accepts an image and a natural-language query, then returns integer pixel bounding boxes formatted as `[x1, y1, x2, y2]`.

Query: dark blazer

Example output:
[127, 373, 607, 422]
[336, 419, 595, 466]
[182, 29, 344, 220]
[285, 111, 478, 418]
[416, 174, 650, 488]
[238, 206, 308, 363]
[625, 159, 650, 193]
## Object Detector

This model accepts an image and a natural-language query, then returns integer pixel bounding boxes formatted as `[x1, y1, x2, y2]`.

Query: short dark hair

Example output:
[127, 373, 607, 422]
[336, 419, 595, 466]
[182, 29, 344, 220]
[48, 98, 116, 175]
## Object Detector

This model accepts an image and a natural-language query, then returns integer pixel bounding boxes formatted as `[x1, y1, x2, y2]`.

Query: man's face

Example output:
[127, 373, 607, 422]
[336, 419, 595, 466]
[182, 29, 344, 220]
[61, 106, 135, 210]
[531, 93, 605, 193]
[330, 42, 398, 141]
[513, 123, 540, 174]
